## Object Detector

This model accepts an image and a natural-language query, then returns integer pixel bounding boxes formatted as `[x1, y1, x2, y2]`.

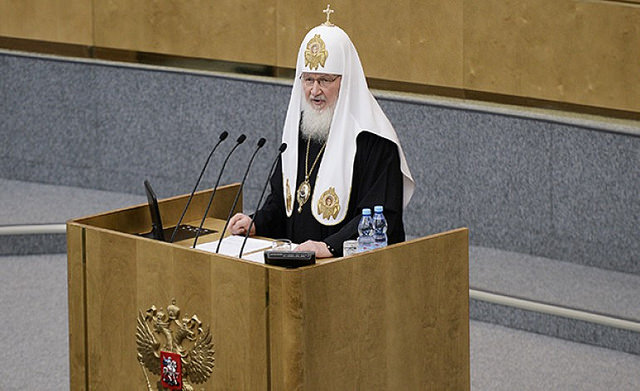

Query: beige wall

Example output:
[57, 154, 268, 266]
[1, 0, 638, 113]
[463, 0, 640, 112]
[93, 0, 278, 65]
[0, 0, 93, 45]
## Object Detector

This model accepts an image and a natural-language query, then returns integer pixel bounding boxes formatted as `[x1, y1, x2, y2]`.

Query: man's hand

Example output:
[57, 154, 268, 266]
[296, 240, 333, 258]
[228, 213, 256, 236]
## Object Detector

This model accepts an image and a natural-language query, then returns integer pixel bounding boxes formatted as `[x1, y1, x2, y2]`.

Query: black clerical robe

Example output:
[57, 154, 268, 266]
[253, 131, 405, 256]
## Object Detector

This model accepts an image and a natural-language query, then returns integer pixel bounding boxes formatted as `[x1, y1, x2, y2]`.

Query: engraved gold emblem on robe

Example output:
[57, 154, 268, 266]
[286, 179, 293, 213]
[317, 187, 340, 219]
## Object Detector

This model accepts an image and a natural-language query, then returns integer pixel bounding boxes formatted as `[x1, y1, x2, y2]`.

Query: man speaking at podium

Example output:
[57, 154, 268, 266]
[229, 6, 414, 258]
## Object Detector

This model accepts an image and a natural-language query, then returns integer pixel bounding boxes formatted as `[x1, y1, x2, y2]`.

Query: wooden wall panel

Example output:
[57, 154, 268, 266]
[275, 1, 464, 87]
[275, 0, 337, 69]
[407, 0, 464, 88]
[348, 1, 413, 82]
[348, 1, 464, 87]
[464, 0, 640, 112]
[569, 1, 640, 111]
[0, 0, 92, 44]
[2, 1, 637, 126]
[463, 1, 521, 94]
[93, 0, 277, 65]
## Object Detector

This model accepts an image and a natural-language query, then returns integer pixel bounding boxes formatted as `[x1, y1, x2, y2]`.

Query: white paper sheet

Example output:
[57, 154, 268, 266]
[196, 235, 272, 260]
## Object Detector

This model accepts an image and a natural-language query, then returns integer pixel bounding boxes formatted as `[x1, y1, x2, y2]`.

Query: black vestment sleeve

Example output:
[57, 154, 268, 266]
[252, 157, 287, 239]
[322, 131, 405, 254]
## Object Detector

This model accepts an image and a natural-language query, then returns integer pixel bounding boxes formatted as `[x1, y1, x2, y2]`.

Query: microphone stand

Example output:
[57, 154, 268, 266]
[216, 138, 266, 253]
[192, 134, 246, 248]
[169, 131, 228, 243]
[239, 143, 287, 258]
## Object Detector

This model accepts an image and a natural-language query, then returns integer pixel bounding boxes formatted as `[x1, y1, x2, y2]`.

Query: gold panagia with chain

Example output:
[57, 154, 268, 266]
[296, 137, 327, 213]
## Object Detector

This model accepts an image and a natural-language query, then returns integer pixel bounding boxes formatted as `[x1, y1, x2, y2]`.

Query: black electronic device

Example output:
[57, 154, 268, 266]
[264, 250, 316, 268]
[140, 180, 216, 242]
[143, 179, 165, 241]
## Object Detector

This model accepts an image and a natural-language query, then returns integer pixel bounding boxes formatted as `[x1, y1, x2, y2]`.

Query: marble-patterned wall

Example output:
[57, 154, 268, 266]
[1, 52, 638, 273]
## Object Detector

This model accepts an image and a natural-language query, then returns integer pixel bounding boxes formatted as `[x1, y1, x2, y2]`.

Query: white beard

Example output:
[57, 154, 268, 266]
[300, 97, 334, 142]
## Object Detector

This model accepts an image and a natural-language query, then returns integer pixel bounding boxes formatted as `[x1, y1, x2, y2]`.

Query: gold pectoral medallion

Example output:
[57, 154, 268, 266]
[297, 138, 327, 213]
[296, 179, 312, 213]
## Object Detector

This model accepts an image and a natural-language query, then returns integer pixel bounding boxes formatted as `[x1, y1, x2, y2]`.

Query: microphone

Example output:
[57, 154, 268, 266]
[239, 142, 287, 258]
[192, 134, 247, 248]
[169, 131, 228, 243]
[216, 137, 267, 253]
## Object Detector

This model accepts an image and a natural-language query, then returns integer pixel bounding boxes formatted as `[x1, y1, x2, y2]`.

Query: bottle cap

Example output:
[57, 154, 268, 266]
[374, 205, 384, 213]
[362, 208, 372, 215]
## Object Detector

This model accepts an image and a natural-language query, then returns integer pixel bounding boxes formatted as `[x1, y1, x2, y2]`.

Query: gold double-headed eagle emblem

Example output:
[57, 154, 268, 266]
[136, 299, 215, 390]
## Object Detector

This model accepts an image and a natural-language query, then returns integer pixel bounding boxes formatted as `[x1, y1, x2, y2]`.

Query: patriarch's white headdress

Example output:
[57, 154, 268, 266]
[281, 23, 415, 224]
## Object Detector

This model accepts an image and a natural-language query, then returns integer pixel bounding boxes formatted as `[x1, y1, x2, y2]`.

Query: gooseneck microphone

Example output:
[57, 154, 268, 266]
[169, 131, 229, 243]
[239, 142, 287, 258]
[216, 137, 267, 253]
[192, 134, 247, 248]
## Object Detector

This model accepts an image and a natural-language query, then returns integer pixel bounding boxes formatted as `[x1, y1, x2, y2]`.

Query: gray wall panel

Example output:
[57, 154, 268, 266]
[550, 127, 640, 272]
[1, 56, 100, 170]
[457, 113, 553, 253]
[241, 82, 293, 213]
[92, 66, 283, 196]
[379, 100, 462, 236]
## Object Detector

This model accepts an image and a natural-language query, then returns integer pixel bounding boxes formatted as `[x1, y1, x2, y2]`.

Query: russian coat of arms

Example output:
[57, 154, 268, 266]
[136, 299, 215, 391]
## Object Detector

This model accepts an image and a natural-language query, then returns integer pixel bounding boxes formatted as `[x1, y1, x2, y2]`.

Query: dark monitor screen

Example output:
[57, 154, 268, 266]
[144, 179, 165, 241]
[141, 180, 216, 242]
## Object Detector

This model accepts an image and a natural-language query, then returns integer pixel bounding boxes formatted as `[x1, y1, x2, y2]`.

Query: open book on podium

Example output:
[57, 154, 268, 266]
[67, 183, 469, 390]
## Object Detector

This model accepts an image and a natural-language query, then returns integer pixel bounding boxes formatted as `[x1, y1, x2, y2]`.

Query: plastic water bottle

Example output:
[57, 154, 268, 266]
[372, 205, 388, 249]
[357, 208, 374, 253]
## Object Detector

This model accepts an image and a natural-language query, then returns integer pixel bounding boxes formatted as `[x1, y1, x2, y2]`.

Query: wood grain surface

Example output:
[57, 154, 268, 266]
[68, 189, 469, 390]
[2, 1, 639, 112]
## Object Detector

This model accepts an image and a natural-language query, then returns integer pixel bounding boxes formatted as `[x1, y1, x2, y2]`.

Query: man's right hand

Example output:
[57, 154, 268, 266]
[228, 213, 256, 236]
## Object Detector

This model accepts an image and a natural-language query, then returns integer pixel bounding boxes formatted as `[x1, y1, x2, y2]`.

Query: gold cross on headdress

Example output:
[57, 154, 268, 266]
[322, 4, 335, 27]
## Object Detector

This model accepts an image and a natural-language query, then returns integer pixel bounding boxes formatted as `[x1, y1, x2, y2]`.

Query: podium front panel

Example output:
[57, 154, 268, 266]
[68, 228, 270, 390]
[268, 228, 470, 391]
[68, 187, 469, 390]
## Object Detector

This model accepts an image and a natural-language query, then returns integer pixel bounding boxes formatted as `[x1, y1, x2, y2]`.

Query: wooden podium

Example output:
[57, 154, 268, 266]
[67, 184, 469, 390]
